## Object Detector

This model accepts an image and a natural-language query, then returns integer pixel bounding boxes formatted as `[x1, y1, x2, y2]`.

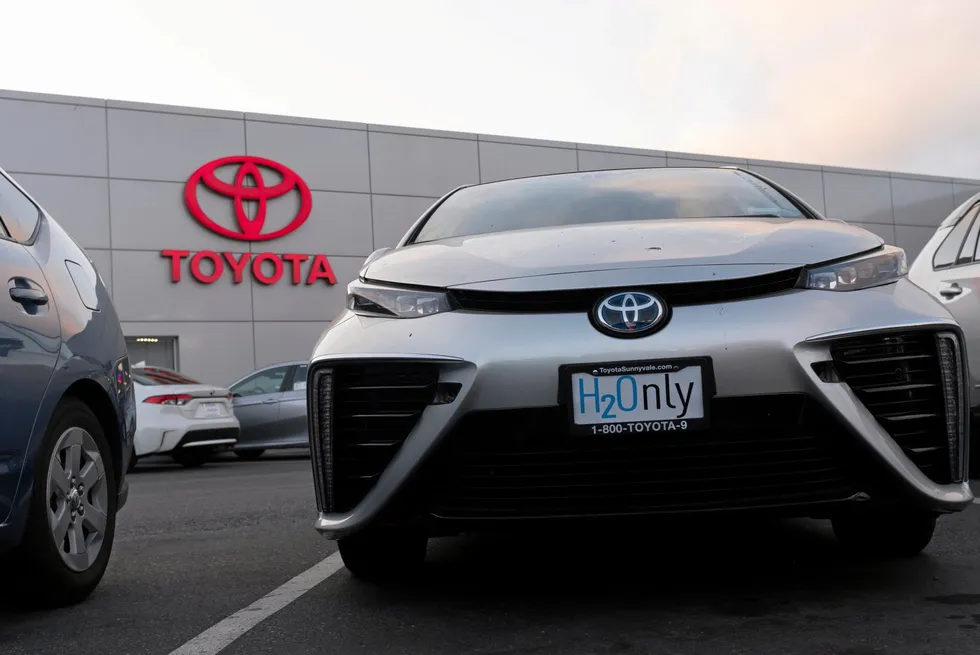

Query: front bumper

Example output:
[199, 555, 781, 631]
[309, 279, 974, 539]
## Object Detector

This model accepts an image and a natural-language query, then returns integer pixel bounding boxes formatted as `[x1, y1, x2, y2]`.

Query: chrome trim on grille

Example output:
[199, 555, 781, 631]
[311, 352, 464, 365]
[805, 319, 960, 343]
[936, 331, 969, 482]
[308, 367, 334, 513]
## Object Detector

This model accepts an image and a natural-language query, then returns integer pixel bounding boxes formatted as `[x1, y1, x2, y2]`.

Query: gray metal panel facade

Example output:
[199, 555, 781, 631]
[2, 88, 978, 384]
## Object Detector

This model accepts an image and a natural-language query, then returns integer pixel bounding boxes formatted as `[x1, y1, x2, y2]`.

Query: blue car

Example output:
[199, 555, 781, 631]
[0, 166, 135, 607]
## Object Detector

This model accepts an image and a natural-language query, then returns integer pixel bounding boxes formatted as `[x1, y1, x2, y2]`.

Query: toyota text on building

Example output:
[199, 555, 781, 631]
[163, 156, 337, 286]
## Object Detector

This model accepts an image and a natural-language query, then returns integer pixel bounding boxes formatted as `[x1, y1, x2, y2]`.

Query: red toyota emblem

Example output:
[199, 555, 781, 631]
[184, 156, 312, 242]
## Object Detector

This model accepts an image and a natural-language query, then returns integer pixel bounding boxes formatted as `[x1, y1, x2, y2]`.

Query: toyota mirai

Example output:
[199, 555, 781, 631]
[306, 166, 973, 581]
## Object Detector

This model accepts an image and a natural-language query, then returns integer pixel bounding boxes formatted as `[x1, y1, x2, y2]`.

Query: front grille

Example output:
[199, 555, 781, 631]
[830, 331, 956, 484]
[448, 267, 803, 313]
[309, 361, 440, 513]
[416, 395, 878, 520]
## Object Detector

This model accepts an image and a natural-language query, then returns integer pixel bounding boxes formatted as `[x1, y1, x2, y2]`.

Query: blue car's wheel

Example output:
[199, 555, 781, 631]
[11, 398, 117, 608]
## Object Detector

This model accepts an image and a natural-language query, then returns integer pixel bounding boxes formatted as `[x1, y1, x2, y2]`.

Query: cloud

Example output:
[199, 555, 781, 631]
[647, 0, 980, 176]
[2, 0, 978, 178]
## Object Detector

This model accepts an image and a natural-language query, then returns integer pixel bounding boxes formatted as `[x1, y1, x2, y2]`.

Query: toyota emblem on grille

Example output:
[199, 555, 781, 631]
[592, 291, 669, 338]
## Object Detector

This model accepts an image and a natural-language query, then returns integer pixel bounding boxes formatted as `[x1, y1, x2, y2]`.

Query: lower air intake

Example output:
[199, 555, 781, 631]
[417, 395, 880, 520]
[830, 330, 966, 484]
[308, 361, 440, 513]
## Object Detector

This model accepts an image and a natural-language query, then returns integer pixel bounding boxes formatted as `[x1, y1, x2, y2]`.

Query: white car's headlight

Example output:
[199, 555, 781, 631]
[802, 246, 908, 291]
[347, 279, 454, 318]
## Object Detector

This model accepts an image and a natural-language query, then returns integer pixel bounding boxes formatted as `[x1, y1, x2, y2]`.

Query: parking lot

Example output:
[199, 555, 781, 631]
[0, 452, 976, 654]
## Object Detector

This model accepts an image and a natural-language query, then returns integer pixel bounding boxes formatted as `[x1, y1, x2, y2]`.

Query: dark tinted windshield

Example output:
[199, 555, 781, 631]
[412, 168, 806, 243]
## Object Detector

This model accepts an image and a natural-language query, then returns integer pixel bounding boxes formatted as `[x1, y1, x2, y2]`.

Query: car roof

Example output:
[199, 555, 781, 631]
[229, 361, 308, 385]
[257, 360, 307, 369]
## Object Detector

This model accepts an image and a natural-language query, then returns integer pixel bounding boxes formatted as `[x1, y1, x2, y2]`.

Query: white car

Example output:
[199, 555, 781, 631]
[907, 190, 980, 477]
[131, 366, 240, 468]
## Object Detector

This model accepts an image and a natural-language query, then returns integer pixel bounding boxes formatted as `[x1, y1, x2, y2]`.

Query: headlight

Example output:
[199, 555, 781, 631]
[802, 246, 908, 291]
[347, 279, 454, 318]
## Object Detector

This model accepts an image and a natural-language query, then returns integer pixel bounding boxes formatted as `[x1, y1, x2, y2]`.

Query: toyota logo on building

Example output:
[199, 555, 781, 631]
[184, 155, 312, 242]
[592, 291, 669, 337]
[162, 156, 337, 287]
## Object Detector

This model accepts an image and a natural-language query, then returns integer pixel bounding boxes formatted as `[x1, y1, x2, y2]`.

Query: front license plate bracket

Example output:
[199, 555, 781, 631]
[558, 357, 716, 436]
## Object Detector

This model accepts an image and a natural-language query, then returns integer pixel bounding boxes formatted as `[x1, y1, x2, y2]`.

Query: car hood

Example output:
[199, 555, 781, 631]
[363, 218, 883, 290]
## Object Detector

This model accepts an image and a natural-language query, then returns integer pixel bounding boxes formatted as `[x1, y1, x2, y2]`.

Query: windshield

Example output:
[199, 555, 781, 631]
[412, 168, 807, 243]
[132, 367, 201, 386]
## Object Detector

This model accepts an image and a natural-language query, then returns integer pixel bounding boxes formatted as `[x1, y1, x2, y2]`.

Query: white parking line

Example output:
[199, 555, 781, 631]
[168, 551, 345, 655]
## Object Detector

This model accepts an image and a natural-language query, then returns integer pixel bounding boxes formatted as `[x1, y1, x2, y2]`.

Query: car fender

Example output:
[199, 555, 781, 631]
[6, 222, 135, 538]
[4, 353, 133, 543]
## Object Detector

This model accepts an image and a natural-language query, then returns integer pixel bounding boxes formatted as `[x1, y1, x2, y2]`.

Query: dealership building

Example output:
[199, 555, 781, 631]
[2, 88, 979, 386]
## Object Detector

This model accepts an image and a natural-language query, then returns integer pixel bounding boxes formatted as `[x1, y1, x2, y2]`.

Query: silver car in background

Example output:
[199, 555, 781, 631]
[306, 167, 973, 582]
[908, 190, 980, 476]
[228, 361, 309, 460]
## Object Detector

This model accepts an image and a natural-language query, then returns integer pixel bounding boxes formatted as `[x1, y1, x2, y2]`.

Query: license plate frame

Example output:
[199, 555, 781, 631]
[197, 402, 223, 419]
[558, 357, 716, 436]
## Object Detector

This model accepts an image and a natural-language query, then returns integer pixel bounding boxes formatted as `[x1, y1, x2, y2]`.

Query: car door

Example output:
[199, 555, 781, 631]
[915, 201, 980, 395]
[229, 365, 291, 447]
[276, 363, 310, 447]
[0, 175, 61, 524]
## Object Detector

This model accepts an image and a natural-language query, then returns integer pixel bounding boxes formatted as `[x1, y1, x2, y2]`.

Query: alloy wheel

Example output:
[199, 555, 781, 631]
[45, 427, 109, 572]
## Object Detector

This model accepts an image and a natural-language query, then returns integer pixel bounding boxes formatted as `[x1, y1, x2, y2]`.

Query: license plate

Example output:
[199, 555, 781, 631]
[196, 403, 223, 419]
[560, 358, 714, 436]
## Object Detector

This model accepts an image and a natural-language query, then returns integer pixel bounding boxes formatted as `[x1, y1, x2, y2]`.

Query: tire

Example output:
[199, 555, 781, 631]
[832, 508, 938, 557]
[338, 529, 428, 583]
[171, 448, 212, 468]
[10, 398, 118, 609]
[234, 449, 265, 461]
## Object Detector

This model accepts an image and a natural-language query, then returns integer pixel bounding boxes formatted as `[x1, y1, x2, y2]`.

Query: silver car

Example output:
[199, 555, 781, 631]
[228, 361, 309, 459]
[908, 190, 980, 476]
[306, 167, 973, 582]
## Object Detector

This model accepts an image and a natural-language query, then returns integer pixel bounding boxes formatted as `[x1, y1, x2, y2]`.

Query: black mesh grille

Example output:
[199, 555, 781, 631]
[830, 331, 953, 484]
[416, 395, 880, 520]
[311, 361, 440, 513]
[449, 267, 803, 313]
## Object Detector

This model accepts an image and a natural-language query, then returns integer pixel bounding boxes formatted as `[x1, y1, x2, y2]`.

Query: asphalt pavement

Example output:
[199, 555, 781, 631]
[2, 451, 980, 655]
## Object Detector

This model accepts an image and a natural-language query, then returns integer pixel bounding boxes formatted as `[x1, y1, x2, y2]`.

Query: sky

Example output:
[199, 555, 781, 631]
[3, 0, 979, 178]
